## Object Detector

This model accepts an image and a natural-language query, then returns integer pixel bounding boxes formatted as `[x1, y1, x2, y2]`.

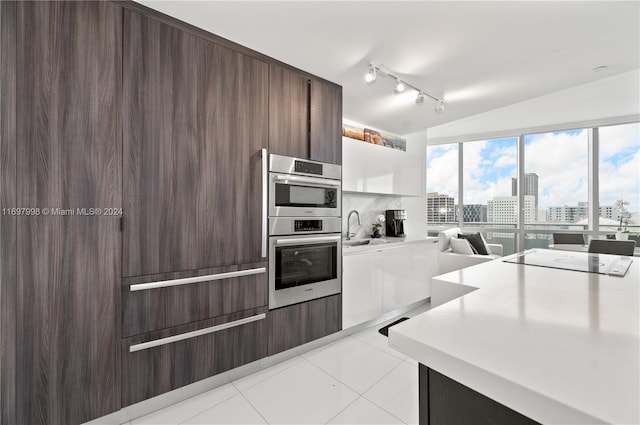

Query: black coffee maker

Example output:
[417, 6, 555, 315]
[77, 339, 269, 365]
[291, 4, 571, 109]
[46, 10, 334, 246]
[385, 209, 407, 237]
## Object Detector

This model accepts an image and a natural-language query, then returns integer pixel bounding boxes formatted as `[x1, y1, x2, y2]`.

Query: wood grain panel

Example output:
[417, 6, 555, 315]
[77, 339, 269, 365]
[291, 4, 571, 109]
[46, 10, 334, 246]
[268, 294, 342, 355]
[268, 64, 310, 159]
[121, 307, 268, 406]
[310, 79, 342, 165]
[1, 2, 17, 424]
[426, 368, 540, 425]
[15, 2, 121, 424]
[122, 263, 268, 337]
[123, 11, 268, 276]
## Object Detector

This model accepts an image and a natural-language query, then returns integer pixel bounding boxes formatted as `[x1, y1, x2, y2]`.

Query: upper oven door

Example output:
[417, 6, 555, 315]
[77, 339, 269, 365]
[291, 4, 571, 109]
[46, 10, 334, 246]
[269, 173, 341, 217]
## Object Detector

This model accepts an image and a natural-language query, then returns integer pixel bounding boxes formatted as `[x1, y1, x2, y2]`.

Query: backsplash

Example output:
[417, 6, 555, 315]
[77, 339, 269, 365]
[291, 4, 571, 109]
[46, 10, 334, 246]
[342, 193, 402, 239]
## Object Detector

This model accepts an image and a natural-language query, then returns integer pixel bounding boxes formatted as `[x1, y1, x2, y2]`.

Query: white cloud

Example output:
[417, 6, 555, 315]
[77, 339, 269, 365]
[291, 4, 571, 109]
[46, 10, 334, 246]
[426, 144, 459, 200]
[525, 130, 589, 208]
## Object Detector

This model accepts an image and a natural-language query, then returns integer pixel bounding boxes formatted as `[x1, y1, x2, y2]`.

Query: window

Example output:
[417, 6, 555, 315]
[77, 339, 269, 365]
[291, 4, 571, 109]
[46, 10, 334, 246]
[463, 138, 517, 226]
[524, 129, 589, 227]
[599, 122, 640, 234]
[425, 121, 638, 253]
[426, 144, 458, 226]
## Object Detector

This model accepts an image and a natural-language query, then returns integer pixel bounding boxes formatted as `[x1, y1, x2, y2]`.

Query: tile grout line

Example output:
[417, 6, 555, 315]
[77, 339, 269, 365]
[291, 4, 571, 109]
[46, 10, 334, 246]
[303, 338, 405, 398]
[360, 361, 416, 425]
[233, 355, 305, 393]
[174, 385, 240, 425]
[351, 332, 408, 362]
[231, 381, 272, 425]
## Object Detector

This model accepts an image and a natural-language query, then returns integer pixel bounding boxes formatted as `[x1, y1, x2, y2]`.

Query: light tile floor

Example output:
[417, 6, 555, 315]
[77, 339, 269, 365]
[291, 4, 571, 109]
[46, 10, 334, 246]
[130, 303, 431, 425]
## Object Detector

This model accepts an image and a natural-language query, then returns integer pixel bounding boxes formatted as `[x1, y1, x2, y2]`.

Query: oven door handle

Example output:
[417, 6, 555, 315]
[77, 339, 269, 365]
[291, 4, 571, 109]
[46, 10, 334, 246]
[274, 235, 341, 245]
[274, 174, 341, 187]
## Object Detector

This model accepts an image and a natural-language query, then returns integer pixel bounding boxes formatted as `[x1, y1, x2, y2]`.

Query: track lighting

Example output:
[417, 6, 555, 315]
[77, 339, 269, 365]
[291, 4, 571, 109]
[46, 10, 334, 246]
[394, 79, 405, 93]
[364, 65, 377, 84]
[364, 63, 444, 111]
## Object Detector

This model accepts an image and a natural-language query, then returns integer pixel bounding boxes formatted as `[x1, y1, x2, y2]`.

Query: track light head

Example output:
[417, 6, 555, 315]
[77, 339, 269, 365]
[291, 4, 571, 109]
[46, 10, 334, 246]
[435, 100, 445, 113]
[394, 79, 405, 93]
[364, 65, 377, 84]
[415, 92, 425, 105]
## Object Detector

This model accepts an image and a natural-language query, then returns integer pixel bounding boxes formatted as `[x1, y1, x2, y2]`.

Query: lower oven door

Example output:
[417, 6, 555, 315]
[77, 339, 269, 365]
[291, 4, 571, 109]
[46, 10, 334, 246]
[269, 233, 342, 309]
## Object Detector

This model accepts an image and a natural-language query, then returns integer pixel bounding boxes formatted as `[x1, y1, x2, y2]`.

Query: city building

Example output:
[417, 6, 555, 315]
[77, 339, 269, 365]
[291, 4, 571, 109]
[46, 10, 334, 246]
[427, 192, 456, 223]
[488, 195, 536, 224]
[547, 202, 618, 224]
[512, 173, 539, 219]
[463, 204, 488, 223]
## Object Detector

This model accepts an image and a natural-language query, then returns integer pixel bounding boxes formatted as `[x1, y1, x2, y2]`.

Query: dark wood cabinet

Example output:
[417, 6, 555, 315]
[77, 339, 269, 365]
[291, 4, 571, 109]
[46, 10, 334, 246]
[269, 65, 342, 164]
[122, 307, 268, 406]
[420, 365, 540, 425]
[269, 64, 310, 159]
[268, 294, 342, 355]
[122, 263, 267, 338]
[0, 2, 18, 425]
[123, 10, 268, 277]
[8, 2, 122, 424]
[310, 79, 343, 165]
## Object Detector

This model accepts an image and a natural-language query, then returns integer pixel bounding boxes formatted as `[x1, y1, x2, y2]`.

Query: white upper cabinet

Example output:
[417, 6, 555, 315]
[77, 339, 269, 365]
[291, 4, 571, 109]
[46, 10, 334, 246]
[342, 137, 422, 196]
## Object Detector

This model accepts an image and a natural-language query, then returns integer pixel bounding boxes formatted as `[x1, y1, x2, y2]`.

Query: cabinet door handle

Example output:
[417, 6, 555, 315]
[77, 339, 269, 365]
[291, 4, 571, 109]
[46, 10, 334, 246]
[129, 313, 266, 352]
[261, 148, 268, 257]
[129, 267, 266, 292]
[274, 174, 341, 187]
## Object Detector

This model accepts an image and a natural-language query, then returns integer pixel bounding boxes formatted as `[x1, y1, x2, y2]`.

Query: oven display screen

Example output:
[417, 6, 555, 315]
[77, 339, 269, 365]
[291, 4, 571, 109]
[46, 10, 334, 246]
[275, 242, 337, 290]
[275, 184, 337, 208]
[294, 160, 323, 175]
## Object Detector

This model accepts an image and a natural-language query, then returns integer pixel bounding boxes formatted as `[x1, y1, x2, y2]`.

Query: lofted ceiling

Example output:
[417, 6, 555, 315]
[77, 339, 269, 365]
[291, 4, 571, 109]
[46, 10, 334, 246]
[137, 1, 640, 136]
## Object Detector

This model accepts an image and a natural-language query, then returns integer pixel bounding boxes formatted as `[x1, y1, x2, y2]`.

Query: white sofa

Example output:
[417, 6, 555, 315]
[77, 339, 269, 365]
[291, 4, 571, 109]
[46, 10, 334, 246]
[438, 228, 503, 274]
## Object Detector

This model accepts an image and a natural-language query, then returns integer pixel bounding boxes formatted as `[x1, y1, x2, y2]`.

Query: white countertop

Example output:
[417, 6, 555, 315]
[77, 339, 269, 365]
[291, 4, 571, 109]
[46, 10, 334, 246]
[388, 249, 639, 424]
[342, 235, 438, 255]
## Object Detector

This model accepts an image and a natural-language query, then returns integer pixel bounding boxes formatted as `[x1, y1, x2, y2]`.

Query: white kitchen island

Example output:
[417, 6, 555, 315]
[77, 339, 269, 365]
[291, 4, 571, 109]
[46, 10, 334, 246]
[389, 249, 639, 425]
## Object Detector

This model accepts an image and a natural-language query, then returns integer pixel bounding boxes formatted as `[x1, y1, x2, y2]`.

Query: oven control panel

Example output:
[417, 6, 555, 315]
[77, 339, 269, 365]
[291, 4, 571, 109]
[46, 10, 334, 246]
[294, 160, 323, 176]
[294, 219, 323, 232]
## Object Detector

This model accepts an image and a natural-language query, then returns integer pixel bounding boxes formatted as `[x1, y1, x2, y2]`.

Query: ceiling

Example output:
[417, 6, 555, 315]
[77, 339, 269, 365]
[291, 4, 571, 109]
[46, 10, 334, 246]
[137, 1, 640, 136]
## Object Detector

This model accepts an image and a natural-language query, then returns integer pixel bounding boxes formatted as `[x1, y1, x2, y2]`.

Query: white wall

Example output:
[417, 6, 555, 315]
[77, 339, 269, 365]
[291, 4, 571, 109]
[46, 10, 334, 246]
[428, 69, 640, 144]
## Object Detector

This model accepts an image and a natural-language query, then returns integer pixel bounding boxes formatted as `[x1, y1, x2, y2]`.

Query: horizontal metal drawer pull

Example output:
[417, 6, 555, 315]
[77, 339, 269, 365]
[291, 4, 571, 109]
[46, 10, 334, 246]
[274, 174, 341, 187]
[129, 313, 266, 353]
[129, 267, 266, 292]
[275, 235, 341, 245]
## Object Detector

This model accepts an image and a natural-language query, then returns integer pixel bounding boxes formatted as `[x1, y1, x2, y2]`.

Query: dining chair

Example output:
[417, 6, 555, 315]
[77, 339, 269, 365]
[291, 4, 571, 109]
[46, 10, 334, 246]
[552, 233, 585, 245]
[587, 239, 636, 256]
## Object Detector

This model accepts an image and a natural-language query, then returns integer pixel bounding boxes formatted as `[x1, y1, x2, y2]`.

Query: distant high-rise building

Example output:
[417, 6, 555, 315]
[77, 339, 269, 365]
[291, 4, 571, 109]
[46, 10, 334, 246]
[488, 195, 536, 224]
[463, 204, 488, 223]
[427, 192, 456, 223]
[547, 202, 618, 223]
[512, 173, 539, 220]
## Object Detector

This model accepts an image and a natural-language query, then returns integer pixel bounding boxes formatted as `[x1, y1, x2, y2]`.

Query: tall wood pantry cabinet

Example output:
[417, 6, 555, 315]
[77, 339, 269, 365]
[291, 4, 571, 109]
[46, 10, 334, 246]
[1, 2, 122, 424]
[119, 9, 270, 407]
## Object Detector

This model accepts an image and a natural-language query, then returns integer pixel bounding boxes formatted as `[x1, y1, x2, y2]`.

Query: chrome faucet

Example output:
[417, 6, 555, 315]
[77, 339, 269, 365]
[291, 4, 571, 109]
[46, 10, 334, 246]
[346, 210, 361, 241]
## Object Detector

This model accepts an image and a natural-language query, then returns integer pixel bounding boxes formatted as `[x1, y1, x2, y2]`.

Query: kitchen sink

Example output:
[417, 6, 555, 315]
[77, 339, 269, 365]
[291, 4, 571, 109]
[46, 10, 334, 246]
[344, 238, 388, 246]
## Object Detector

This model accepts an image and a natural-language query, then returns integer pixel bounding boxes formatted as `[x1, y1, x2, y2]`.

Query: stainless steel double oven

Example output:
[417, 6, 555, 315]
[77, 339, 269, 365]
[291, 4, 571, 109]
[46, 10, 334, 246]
[267, 154, 342, 310]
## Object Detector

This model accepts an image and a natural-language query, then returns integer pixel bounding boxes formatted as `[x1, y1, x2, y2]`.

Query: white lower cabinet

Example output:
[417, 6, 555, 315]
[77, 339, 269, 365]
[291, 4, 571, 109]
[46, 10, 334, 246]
[342, 250, 384, 329]
[343, 242, 438, 329]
